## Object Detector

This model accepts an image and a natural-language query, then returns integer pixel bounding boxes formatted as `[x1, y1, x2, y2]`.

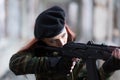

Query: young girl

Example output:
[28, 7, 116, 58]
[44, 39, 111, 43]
[9, 6, 120, 80]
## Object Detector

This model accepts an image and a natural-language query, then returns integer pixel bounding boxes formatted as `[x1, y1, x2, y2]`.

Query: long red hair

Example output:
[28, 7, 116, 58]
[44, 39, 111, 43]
[19, 23, 76, 52]
[65, 23, 76, 42]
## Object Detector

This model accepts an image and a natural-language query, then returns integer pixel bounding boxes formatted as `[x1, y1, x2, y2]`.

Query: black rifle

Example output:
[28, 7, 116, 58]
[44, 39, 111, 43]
[38, 41, 120, 80]
[58, 41, 120, 80]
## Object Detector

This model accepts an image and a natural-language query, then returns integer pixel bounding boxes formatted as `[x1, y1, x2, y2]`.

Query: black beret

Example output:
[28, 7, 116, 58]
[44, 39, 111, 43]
[34, 6, 65, 39]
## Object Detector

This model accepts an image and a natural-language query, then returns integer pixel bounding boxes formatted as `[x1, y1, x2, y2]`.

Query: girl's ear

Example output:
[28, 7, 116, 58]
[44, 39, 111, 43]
[65, 23, 76, 42]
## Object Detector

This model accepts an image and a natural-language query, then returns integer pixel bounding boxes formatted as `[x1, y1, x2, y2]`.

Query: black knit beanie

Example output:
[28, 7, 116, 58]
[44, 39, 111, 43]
[34, 6, 65, 39]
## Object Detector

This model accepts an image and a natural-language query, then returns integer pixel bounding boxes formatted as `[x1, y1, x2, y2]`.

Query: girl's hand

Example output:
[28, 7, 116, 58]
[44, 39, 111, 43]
[112, 48, 120, 59]
[102, 48, 120, 73]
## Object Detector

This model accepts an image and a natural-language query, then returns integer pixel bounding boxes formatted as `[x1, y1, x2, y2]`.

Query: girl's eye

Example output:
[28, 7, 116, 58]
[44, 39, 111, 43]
[50, 40, 57, 43]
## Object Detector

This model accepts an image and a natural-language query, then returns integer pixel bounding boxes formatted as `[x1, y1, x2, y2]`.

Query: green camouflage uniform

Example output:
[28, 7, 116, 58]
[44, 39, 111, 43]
[9, 41, 111, 80]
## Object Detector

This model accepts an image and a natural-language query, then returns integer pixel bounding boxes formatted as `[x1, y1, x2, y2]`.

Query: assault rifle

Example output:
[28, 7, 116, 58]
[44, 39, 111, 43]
[60, 41, 116, 59]
[38, 41, 120, 80]
[58, 41, 120, 80]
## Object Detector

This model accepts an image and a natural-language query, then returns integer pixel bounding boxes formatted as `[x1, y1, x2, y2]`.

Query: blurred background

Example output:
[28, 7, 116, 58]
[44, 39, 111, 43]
[0, 0, 120, 80]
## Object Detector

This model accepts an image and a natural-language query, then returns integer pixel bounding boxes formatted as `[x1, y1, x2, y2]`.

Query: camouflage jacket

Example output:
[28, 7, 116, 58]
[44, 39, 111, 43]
[9, 41, 111, 80]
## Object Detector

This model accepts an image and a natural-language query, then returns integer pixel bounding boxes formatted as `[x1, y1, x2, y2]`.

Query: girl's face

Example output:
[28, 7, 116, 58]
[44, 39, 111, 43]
[42, 27, 68, 47]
